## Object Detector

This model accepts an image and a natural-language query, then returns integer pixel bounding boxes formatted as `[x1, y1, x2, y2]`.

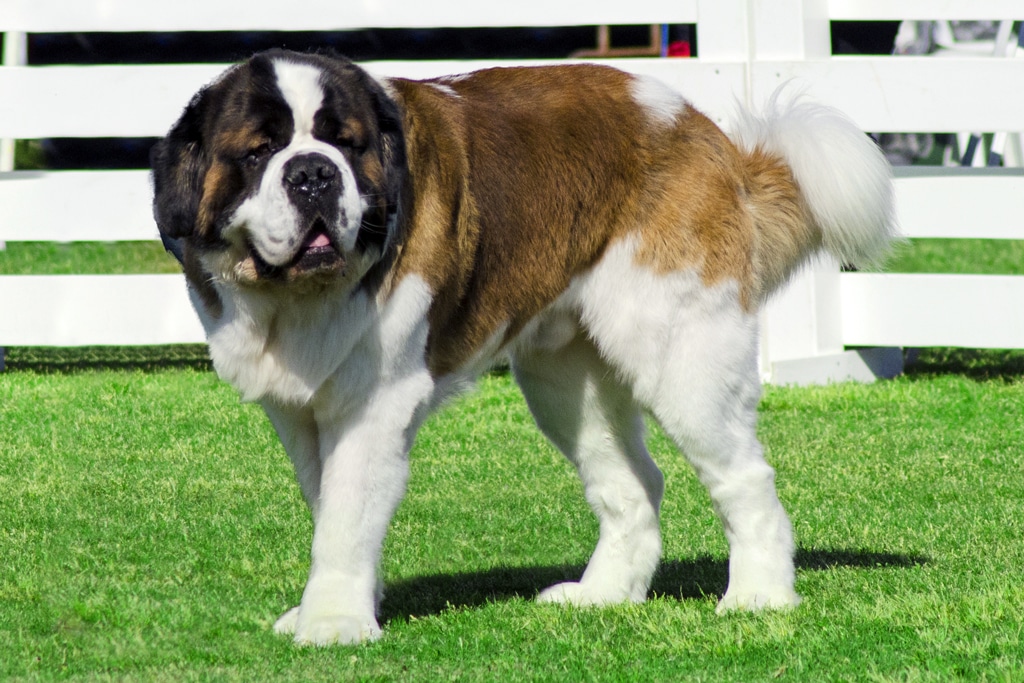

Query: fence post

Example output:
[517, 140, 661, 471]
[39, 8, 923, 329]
[1, 31, 26, 174]
[750, 0, 830, 60]
[0, 31, 25, 368]
[761, 258, 902, 384]
[694, 0, 752, 64]
[751, 0, 903, 384]
[2, 31, 27, 256]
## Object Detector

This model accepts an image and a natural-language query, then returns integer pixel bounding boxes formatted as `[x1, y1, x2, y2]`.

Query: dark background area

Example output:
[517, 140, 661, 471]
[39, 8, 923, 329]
[27, 26, 644, 64]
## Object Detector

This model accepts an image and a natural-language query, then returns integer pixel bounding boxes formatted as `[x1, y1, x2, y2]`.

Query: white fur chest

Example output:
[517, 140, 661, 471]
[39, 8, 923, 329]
[194, 274, 435, 408]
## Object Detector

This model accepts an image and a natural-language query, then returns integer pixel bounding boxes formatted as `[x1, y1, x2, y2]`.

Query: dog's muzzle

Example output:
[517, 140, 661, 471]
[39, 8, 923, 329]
[245, 152, 348, 280]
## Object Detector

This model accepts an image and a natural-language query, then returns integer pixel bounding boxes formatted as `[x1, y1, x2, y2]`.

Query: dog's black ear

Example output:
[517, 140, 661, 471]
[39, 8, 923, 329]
[376, 87, 407, 199]
[150, 89, 210, 243]
[361, 71, 407, 216]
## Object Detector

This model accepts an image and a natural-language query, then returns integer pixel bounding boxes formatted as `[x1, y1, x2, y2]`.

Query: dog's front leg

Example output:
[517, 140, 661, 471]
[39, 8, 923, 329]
[287, 371, 432, 646]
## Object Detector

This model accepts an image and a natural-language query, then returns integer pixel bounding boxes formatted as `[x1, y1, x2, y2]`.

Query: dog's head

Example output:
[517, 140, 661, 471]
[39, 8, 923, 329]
[151, 50, 406, 288]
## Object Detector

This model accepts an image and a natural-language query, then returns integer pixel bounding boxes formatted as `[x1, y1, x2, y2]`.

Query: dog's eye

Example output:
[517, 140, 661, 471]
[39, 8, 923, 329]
[337, 134, 367, 153]
[244, 143, 273, 164]
[335, 120, 368, 153]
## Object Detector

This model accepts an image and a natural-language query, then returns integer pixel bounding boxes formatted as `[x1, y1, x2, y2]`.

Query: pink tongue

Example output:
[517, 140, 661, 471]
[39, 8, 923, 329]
[308, 233, 331, 249]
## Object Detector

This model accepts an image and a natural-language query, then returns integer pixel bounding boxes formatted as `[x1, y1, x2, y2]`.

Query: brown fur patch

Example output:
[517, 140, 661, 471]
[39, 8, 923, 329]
[386, 66, 821, 373]
[195, 160, 237, 239]
[387, 66, 827, 366]
[630, 110, 758, 303]
[739, 148, 819, 299]
[389, 67, 664, 374]
[628, 105, 817, 309]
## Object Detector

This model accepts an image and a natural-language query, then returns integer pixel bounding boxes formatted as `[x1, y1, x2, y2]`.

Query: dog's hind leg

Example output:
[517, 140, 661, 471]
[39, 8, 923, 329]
[647, 344, 800, 613]
[576, 243, 799, 612]
[512, 332, 664, 605]
[619, 286, 799, 612]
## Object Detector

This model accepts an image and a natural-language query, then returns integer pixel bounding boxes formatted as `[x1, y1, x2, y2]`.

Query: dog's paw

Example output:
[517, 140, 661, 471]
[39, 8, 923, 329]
[273, 605, 381, 645]
[273, 606, 301, 635]
[537, 581, 637, 606]
[293, 613, 382, 646]
[715, 588, 801, 614]
[537, 581, 584, 604]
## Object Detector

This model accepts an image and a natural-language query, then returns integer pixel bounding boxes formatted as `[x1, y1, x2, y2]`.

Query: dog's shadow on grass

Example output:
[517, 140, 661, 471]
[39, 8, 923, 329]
[380, 547, 927, 624]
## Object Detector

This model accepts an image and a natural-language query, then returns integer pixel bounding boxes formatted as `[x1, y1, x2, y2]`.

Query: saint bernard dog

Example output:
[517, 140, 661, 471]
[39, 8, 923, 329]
[151, 49, 894, 645]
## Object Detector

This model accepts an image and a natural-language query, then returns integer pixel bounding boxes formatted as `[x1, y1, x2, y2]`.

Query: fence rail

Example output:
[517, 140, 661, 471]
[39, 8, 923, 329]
[0, 0, 699, 32]
[2, 0, 1023, 383]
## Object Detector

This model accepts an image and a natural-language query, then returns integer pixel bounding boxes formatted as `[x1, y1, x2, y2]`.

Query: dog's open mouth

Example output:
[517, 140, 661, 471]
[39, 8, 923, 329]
[293, 226, 344, 272]
[251, 219, 345, 280]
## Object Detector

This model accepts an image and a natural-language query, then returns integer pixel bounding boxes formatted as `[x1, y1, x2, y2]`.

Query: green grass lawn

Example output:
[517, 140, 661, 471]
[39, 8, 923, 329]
[2, 360, 1023, 681]
[885, 239, 1024, 275]
[3, 237, 1024, 276]
[1, 237, 1023, 680]
[0, 242, 181, 276]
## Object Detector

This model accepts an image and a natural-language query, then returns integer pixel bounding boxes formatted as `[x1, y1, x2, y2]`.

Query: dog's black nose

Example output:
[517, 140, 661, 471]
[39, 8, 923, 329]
[283, 153, 338, 199]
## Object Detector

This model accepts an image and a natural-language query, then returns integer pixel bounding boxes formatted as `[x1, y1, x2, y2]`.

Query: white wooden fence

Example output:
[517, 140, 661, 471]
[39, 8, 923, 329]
[2, 0, 1023, 383]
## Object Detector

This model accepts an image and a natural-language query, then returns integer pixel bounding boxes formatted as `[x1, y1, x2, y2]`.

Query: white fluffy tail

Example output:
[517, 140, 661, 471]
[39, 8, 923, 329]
[731, 88, 896, 268]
